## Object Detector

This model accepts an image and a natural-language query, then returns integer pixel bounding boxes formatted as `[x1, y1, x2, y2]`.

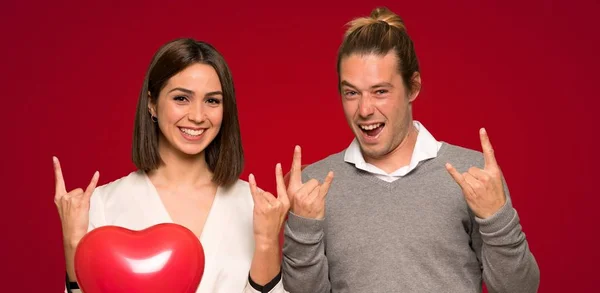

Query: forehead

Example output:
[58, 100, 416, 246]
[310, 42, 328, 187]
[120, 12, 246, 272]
[340, 52, 400, 86]
[164, 63, 222, 92]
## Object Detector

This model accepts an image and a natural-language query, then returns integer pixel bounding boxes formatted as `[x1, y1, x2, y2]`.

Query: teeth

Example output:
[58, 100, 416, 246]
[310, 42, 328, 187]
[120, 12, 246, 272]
[180, 128, 204, 136]
[359, 123, 382, 131]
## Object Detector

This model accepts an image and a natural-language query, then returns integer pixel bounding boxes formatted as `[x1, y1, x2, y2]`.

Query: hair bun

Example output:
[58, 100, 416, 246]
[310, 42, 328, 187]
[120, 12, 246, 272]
[344, 7, 406, 37]
[371, 7, 405, 31]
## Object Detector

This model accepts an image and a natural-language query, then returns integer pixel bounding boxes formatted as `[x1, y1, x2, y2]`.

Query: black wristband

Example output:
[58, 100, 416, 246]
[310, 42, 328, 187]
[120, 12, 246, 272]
[248, 269, 282, 292]
[65, 272, 79, 292]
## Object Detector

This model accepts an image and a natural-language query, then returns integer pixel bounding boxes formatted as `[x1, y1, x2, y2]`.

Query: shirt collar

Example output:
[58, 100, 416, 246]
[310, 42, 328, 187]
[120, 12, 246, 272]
[344, 121, 441, 176]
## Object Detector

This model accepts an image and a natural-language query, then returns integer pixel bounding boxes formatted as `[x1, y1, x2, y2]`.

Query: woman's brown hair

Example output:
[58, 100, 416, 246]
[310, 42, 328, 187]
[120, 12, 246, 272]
[132, 38, 243, 187]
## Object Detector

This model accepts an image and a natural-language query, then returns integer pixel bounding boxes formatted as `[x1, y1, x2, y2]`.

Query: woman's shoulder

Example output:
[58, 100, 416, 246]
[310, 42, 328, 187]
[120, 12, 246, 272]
[92, 170, 147, 201]
[224, 179, 251, 193]
[88, 170, 150, 228]
[220, 179, 251, 199]
[218, 179, 254, 210]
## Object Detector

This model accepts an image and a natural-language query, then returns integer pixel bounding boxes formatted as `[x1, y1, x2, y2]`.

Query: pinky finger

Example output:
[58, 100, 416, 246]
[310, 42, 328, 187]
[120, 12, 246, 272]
[248, 174, 260, 203]
[446, 163, 471, 195]
[84, 171, 100, 200]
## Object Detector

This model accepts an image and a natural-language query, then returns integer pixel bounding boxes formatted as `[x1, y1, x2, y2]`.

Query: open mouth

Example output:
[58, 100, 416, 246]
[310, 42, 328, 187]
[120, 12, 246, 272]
[179, 127, 205, 138]
[359, 123, 385, 138]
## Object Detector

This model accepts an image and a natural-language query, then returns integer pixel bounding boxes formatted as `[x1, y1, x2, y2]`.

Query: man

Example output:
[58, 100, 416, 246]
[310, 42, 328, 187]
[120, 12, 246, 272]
[281, 7, 540, 293]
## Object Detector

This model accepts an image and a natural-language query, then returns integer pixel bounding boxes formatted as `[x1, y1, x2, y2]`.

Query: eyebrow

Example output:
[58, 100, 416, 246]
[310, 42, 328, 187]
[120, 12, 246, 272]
[371, 82, 394, 89]
[168, 87, 223, 97]
[340, 80, 358, 90]
[168, 87, 194, 95]
[340, 80, 394, 90]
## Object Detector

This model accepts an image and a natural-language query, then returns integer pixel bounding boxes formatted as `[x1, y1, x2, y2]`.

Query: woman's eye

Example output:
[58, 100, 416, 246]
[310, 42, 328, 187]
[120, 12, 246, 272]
[206, 98, 222, 104]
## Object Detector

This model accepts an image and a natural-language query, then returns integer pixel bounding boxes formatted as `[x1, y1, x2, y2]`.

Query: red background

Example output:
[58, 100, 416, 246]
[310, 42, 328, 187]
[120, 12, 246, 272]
[0, 0, 598, 291]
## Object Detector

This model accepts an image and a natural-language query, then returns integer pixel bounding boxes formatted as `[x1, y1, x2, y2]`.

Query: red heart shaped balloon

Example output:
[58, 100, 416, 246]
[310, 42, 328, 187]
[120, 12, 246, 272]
[74, 223, 205, 293]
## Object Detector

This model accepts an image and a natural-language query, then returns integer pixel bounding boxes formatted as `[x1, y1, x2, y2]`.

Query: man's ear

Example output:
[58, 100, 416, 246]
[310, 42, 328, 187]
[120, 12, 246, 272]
[408, 72, 421, 103]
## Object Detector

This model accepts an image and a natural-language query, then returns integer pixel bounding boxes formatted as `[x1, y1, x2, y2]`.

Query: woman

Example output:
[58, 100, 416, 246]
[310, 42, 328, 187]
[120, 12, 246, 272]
[54, 38, 290, 293]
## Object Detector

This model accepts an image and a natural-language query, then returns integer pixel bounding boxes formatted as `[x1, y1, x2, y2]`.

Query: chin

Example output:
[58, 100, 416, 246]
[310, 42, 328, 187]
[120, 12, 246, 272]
[175, 144, 207, 157]
[362, 149, 385, 160]
[184, 150, 205, 156]
[357, 143, 379, 158]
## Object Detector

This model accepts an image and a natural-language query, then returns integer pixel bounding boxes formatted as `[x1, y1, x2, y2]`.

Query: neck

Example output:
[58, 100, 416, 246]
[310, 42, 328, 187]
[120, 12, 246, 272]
[148, 136, 214, 188]
[364, 123, 419, 174]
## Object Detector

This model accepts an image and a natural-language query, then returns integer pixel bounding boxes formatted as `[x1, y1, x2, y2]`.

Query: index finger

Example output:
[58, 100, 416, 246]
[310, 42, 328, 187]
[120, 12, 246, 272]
[289, 145, 302, 187]
[53, 156, 67, 196]
[479, 128, 498, 168]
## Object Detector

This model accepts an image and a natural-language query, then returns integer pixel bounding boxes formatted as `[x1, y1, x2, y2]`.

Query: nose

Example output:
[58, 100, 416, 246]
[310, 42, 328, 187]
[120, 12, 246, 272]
[188, 100, 205, 123]
[358, 95, 374, 118]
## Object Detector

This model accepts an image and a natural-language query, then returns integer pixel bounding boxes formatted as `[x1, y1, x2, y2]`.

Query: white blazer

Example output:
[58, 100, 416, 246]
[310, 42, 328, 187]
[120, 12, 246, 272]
[66, 170, 286, 293]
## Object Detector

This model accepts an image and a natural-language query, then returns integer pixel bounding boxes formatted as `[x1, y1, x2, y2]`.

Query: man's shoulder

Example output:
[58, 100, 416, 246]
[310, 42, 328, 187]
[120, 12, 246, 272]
[438, 142, 485, 170]
[303, 150, 349, 178]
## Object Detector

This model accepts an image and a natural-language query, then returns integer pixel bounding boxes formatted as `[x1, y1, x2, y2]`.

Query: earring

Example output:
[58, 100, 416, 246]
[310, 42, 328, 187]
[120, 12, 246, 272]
[151, 115, 158, 123]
